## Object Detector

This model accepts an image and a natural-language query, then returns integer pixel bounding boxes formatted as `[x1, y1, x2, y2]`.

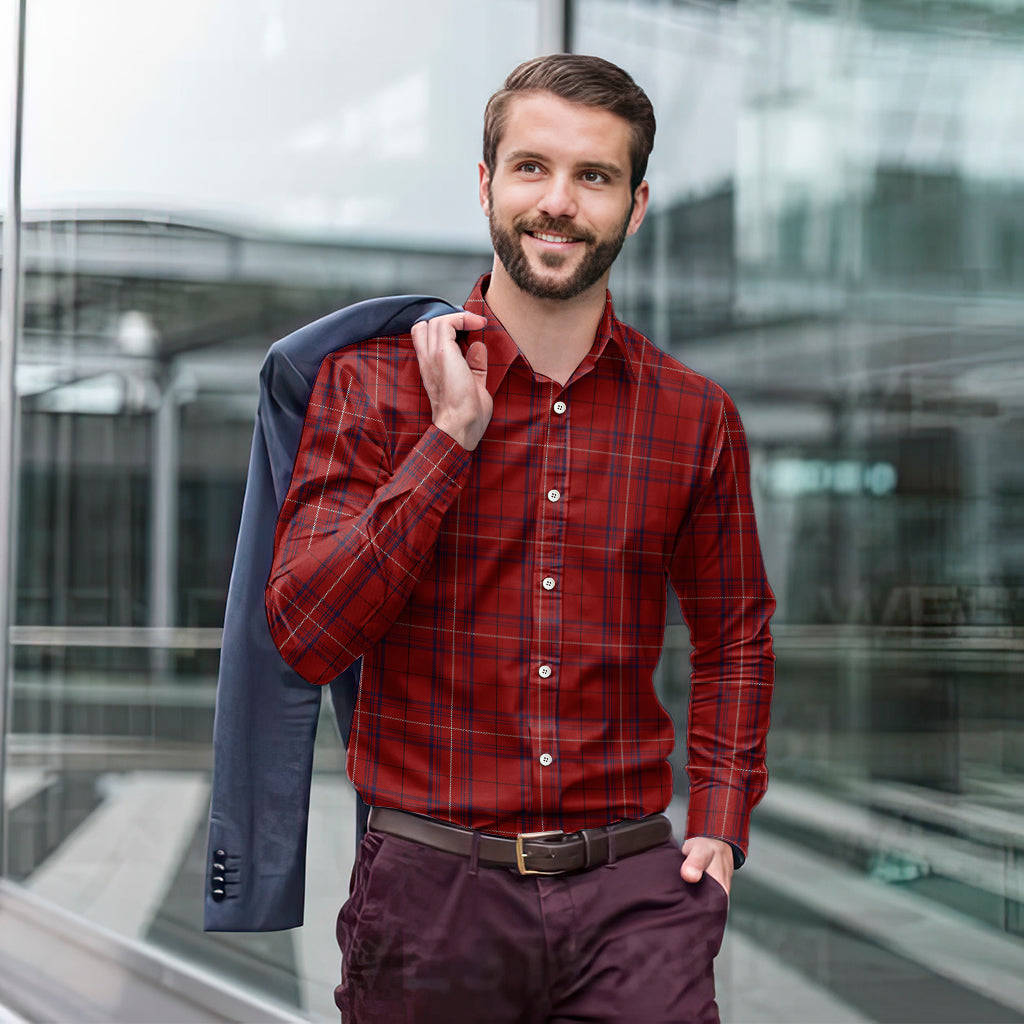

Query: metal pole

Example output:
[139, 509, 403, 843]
[537, 0, 570, 53]
[149, 365, 178, 676]
[0, 0, 28, 878]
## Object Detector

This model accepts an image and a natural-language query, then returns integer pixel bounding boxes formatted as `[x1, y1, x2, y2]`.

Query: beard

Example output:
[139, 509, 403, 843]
[488, 189, 631, 301]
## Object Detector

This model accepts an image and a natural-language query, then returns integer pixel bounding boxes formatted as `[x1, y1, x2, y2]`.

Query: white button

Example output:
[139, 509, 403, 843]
[538, 664, 552, 679]
[542, 577, 556, 591]
[553, 401, 567, 415]
[547, 489, 560, 502]
[539, 753, 553, 766]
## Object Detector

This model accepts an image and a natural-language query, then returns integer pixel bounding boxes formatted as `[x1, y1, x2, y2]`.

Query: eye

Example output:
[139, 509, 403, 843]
[517, 162, 542, 175]
[581, 170, 608, 184]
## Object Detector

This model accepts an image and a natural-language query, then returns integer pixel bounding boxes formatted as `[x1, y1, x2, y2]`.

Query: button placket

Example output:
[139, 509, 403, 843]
[530, 385, 571, 824]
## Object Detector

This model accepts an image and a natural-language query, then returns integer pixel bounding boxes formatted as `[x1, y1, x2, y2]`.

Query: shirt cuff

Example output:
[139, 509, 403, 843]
[408, 423, 475, 486]
[685, 783, 754, 866]
[379, 424, 474, 562]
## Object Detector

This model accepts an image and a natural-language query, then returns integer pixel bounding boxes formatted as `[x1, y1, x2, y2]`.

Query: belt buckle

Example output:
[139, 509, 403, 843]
[515, 830, 565, 876]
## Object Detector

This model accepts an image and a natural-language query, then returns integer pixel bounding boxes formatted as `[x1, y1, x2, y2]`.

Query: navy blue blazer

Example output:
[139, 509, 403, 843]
[204, 294, 459, 932]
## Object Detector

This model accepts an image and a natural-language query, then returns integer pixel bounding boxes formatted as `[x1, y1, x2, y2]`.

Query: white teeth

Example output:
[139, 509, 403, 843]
[533, 232, 575, 244]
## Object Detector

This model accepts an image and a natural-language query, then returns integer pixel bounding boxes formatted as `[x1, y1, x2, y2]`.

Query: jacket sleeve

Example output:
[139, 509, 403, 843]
[266, 354, 473, 685]
[669, 388, 775, 862]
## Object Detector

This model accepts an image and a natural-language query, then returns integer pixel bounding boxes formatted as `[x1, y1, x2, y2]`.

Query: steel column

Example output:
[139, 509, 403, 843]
[0, 0, 28, 878]
[537, 0, 572, 53]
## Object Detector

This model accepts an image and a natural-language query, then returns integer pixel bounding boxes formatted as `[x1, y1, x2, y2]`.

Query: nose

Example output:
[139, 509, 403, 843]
[536, 174, 578, 220]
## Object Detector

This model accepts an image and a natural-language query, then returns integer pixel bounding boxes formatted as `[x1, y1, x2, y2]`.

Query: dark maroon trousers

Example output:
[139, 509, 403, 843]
[335, 829, 728, 1023]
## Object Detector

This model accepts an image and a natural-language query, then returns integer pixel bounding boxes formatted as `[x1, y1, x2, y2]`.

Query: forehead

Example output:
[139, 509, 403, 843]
[497, 91, 632, 170]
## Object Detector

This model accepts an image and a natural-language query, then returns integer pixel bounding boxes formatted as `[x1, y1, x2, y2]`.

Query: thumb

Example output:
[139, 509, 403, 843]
[466, 340, 488, 377]
[680, 844, 710, 883]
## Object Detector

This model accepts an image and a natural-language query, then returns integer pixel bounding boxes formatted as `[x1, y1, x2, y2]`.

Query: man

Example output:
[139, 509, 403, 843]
[266, 54, 774, 1023]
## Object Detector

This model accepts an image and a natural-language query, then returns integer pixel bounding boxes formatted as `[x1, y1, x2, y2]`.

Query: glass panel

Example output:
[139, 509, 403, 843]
[576, 1, 1024, 1020]
[11, 1, 538, 1018]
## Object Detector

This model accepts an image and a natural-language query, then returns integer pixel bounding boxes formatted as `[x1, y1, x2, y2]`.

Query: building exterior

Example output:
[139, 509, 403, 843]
[1, 1, 1023, 1020]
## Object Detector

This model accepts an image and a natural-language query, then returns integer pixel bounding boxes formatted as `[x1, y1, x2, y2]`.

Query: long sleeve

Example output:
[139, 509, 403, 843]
[266, 354, 472, 685]
[669, 389, 775, 860]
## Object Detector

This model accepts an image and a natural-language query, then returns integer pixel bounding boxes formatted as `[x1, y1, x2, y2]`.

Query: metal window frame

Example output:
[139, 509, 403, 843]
[538, 0, 574, 52]
[0, 0, 27, 881]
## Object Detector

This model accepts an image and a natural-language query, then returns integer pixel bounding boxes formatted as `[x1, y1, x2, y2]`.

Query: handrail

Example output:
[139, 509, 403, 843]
[0, 880, 308, 1023]
[9, 625, 223, 649]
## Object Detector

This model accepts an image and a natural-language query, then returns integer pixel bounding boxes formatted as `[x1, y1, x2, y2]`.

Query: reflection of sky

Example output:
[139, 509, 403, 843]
[0, 0, 13, 210]
[581, 0, 1024, 211]
[6, 1, 1024, 240]
[575, 0, 744, 209]
[14, 0, 538, 245]
[737, 8, 1024, 204]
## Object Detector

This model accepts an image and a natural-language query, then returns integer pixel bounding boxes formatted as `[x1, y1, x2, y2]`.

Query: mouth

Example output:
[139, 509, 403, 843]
[528, 230, 580, 245]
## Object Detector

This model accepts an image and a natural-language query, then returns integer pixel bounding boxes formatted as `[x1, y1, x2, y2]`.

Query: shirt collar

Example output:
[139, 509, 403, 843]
[461, 274, 639, 392]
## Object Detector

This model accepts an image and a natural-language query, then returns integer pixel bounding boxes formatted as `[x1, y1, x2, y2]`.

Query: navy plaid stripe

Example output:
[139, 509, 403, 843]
[266, 275, 775, 855]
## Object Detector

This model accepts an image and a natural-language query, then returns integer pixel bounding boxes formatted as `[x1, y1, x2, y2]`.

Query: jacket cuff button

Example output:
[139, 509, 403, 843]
[211, 888, 226, 902]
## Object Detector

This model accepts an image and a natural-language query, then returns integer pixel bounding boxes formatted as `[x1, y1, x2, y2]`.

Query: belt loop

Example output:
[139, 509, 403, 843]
[606, 828, 618, 869]
[468, 831, 480, 877]
[581, 829, 593, 870]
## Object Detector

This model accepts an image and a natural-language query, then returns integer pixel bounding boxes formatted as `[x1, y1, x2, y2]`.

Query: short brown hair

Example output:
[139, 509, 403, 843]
[483, 54, 656, 193]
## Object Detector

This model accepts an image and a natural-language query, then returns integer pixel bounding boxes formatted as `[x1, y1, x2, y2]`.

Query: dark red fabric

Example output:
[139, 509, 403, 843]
[267, 275, 775, 854]
[336, 830, 727, 1023]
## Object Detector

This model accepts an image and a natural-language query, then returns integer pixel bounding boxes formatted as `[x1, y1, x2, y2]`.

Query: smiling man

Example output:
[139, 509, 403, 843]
[266, 54, 775, 1023]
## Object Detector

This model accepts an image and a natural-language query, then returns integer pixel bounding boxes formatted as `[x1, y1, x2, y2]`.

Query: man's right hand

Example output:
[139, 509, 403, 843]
[412, 311, 491, 451]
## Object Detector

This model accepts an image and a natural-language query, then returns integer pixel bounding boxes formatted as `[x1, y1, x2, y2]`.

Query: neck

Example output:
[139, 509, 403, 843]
[484, 259, 608, 386]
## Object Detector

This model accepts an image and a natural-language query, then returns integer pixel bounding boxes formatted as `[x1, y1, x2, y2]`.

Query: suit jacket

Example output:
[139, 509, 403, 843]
[204, 294, 459, 932]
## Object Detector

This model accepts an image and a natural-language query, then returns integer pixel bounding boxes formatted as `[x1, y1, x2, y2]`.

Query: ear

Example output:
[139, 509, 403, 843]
[625, 180, 650, 237]
[478, 161, 492, 216]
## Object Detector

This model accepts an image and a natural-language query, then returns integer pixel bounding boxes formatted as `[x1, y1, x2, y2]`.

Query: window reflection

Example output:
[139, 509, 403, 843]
[581, 0, 1024, 1020]
[4, 0, 1024, 1020]
[6, 2, 530, 1018]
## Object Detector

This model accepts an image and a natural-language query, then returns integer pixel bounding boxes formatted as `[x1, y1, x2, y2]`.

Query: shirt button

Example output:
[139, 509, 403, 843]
[539, 753, 553, 766]
[542, 577, 556, 591]
[547, 489, 560, 502]
[538, 664, 552, 679]
[553, 401, 567, 415]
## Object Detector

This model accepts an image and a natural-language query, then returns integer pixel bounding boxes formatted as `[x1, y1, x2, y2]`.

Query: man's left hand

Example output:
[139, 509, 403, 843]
[680, 836, 734, 895]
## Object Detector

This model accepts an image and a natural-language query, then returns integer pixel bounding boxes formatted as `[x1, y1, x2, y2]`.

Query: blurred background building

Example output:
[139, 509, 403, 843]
[1, 0, 1023, 1021]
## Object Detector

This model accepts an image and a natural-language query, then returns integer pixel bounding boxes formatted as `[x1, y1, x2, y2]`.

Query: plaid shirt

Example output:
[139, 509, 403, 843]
[267, 275, 775, 856]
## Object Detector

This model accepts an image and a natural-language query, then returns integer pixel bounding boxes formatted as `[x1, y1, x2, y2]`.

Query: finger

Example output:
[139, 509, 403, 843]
[411, 319, 428, 358]
[413, 317, 450, 362]
[425, 315, 460, 357]
[466, 341, 488, 377]
[457, 311, 488, 332]
[415, 311, 486, 336]
[433, 311, 487, 344]
[679, 845, 712, 884]
[680, 860, 705, 883]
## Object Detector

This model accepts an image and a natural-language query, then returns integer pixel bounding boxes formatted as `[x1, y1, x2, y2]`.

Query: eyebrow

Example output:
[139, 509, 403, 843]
[502, 150, 626, 181]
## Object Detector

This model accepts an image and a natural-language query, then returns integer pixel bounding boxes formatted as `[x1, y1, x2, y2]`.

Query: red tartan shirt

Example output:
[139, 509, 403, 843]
[266, 275, 775, 857]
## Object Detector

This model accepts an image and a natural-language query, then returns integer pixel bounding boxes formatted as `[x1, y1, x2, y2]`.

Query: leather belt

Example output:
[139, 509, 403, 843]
[368, 807, 673, 876]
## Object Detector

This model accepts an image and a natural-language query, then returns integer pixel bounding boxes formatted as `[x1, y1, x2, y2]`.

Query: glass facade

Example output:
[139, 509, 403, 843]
[1, 1, 1023, 1021]
[583, 2, 1024, 1020]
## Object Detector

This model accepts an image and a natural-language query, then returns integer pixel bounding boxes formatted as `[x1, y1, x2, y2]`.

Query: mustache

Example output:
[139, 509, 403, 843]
[513, 216, 595, 245]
